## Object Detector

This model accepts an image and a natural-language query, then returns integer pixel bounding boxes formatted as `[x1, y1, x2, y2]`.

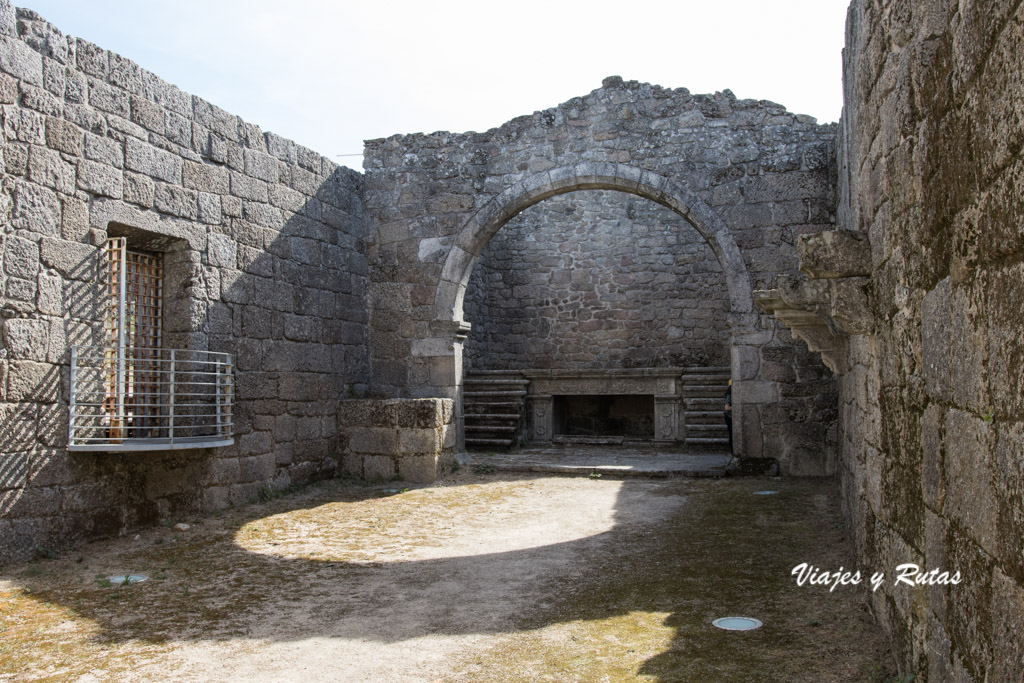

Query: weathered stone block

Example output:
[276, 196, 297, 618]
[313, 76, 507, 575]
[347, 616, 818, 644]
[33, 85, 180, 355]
[12, 181, 60, 236]
[394, 399, 441, 429]
[397, 428, 438, 454]
[362, 455, 396, 480]
[349, 427, 396, 454]
[943, 409, 998, 556]
[2, 318, 48, 360]
[242, 201, 282, 229]
[230, 171, 268, 202]
[87, 78, 129, 117]
[77, 159, 123, 199]
[203, 486, 230, 511]
[129, 94, 164, 133]
[238, 430, 272, 456]
[123, 171, 154, 207]
[243, 148, 278, 183]
[153, 183, 198, 219]
[183, 160, 229, 194]
[124, 136, 182, 183]
[83, 132, 123, 167]
[0, 403, 36, 452]
[44, 116, 82, 156]
[0, 34, 43, 85]
[27, 145, 75, 194]
[398, 453, 439, 483]
[921, 403, 945, 510]
[197, 192, 223, 225]
[3, 235, 39, 279]
[733, 380, 778, 404]
[36, 272, 62, 315]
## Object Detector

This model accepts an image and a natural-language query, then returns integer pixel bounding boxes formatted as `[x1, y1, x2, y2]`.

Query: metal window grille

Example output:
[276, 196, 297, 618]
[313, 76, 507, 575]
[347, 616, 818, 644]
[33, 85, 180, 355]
[68, 238, 233, 451]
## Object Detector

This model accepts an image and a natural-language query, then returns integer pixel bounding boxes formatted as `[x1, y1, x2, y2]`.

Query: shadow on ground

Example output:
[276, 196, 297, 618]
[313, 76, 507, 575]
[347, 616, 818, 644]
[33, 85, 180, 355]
[0, 471, 892, 681]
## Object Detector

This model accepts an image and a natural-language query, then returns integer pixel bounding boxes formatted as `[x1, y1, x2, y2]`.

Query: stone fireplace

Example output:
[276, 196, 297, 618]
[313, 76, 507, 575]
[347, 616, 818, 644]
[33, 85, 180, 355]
[522, 369, 684, 444]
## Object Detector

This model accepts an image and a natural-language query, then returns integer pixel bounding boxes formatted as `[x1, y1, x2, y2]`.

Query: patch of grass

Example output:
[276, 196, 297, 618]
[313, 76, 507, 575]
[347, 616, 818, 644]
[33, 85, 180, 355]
[472, 463, 497, 474]
[869, 664, 915, 682]
[20, 564, 43, 578]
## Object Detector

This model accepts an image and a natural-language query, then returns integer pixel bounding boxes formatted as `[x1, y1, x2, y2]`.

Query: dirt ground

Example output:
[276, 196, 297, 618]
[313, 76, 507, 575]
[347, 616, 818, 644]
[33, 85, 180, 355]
[0, 470, 894, 681]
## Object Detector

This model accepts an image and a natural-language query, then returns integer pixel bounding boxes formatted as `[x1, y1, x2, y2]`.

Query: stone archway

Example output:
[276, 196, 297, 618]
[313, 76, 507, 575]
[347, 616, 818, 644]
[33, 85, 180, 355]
[423, 162, 760, 452]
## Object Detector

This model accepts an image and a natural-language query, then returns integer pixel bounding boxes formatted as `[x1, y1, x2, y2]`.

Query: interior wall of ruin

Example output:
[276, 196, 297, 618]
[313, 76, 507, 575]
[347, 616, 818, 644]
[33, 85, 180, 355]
[836, 0, 1024, 678]
[0, 2, 369, 564]
[462, 190, 731, 372]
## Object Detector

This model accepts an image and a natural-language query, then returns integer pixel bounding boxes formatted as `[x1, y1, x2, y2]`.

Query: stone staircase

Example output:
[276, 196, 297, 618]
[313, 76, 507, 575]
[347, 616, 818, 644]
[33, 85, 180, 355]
[681, 366, 731, 451]
[463, 371, 529, 450]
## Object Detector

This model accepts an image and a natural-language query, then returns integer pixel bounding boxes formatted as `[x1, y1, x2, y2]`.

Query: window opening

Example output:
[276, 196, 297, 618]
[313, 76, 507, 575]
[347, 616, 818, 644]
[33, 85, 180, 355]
[68, 236, 233, 451]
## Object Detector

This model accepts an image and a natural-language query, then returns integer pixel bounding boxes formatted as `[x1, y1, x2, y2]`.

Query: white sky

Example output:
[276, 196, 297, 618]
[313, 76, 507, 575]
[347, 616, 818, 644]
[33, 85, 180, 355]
[18, 0, 851, 171]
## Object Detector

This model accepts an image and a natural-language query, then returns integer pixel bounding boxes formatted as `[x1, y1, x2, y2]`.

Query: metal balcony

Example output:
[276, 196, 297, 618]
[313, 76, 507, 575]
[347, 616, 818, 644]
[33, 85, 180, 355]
[69, 346, 234, 451]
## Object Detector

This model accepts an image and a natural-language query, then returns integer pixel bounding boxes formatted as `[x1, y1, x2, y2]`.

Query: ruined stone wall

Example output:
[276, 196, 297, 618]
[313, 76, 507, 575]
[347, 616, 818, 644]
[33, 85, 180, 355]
[835, 0, 1024, 679]
[364, 78, 841, 472]
[0, 2, 369, 564]
[463, 190, 731, 371]
[337, 398, 455, 484]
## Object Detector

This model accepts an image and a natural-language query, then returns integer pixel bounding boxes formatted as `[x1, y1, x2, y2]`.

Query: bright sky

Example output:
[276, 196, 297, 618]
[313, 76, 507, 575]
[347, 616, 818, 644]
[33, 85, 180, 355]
[18, 0, 851, 170]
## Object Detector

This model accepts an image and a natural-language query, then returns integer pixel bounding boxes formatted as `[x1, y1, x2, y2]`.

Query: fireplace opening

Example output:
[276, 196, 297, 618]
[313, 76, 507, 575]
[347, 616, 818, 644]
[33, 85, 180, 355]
[552, 395, 655, 440]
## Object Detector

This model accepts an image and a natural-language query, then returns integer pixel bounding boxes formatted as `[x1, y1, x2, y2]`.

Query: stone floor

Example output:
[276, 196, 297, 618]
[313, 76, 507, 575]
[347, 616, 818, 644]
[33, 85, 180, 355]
[461, 444, 734, 477]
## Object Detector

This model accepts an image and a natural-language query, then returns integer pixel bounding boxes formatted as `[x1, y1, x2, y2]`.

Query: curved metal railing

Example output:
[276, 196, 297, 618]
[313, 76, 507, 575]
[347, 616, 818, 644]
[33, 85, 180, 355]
[69, 346, 233, 451]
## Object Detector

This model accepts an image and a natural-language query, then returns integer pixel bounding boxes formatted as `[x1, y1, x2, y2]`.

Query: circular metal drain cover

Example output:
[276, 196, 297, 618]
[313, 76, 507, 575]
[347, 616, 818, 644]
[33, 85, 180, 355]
[752, 490, 779, 495]
[712, 617, 763, 631]
[109, 574, 149, 585]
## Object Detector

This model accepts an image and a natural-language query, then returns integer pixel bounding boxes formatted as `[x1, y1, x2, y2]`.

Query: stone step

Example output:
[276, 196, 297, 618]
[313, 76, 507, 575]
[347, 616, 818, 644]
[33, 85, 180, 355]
[552, 435, 625, 445]
[685, 410, 725, 420]
[681, 386, 729, 398]
[687, 424, 728, 434]
[463, 401, 523, 410]
[465, 370, 527, 376]
[681, 375, 732, 385]
[466, 424, 517, 433]
[464, 371, 526, 451]
[683, 366, 730, 374]
[466, 437, 515, 448]
[464, 378, 531, 387]
[685, 437, 730, 445]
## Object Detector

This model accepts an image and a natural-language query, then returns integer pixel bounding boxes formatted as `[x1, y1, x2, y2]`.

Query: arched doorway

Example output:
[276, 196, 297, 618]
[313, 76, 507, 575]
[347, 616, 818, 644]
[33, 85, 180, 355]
[424, 163, 759, 452]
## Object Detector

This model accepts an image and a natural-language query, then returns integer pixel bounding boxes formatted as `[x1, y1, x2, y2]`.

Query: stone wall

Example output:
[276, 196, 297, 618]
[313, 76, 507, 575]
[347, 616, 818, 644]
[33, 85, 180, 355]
[0, 2, 369, 564]
[337, 398, 455, 483]
[463, 190, 731, 371]
[768, 0, 1024, 679]
[364, 77, 840, 473]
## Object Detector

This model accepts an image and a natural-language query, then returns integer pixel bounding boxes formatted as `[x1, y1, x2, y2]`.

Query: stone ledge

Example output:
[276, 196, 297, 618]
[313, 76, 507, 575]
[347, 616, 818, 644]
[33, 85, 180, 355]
[338, 398, 455, 483]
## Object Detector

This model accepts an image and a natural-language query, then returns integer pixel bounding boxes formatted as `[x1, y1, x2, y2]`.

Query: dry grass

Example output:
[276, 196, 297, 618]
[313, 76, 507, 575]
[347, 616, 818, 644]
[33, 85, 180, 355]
[0, 472, 894, 681]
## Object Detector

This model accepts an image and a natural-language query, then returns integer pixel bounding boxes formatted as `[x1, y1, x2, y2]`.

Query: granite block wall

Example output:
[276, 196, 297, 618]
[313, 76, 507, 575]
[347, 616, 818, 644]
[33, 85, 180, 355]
[827, 0, 1024, 678]
[363, 77, 841, 473]
[463, 190, 731, 371]
[0, 1, 369, 564]
[337, 398, 455, 483]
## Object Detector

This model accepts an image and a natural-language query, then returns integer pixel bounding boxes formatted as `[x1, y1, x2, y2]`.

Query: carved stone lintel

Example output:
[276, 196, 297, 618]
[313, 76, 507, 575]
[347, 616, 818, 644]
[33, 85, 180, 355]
[523, 368, 681, 397]
[522, 369, 684, 443]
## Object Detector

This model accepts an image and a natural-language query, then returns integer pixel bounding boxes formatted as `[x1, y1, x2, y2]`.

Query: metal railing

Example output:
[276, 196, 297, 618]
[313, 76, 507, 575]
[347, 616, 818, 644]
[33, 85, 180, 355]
[69, 345, 234, 451]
